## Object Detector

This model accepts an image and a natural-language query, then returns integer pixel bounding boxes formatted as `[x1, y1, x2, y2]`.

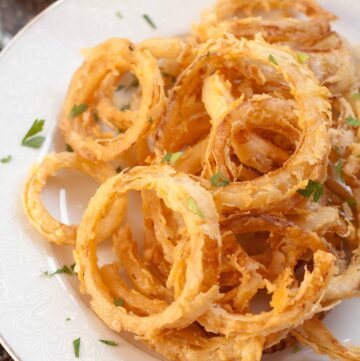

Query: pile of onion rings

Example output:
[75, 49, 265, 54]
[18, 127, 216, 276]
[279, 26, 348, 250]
[23, 0, 360, 360]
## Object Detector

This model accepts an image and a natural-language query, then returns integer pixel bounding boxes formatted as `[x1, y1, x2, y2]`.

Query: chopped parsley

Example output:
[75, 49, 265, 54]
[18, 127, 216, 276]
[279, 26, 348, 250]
[187, 197, 205, 218]
[116, 84, 125, 91]
[210, 172, 230, 187]
[73, 338, 81, 358]
[66, 144, 73, 152]
[43, 264, 75, 277]
[116, 11, 123, 19]
[268, 54, 278, 65]
[346, 198, 357, 208]
[352, 93, 360, 99]
[21, 119, 45, 149]
[161, 151, 184, 165]
[297, 180, 324, 203]
[69, 104, 88, 118]
[346, 116, 360, 126]
[114, 297, 124, 307]
[143, 14, 156, 29]
[297, 52, 310, 64]
[334, 146, 344, 183]
[99, 339, 119, 347]
[66, 317, 72, 321]
[1, 155, 12, 163]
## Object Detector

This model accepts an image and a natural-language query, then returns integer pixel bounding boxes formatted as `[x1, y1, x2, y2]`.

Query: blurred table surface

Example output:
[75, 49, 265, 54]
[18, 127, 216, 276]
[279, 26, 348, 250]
[0, 1, 57, 359]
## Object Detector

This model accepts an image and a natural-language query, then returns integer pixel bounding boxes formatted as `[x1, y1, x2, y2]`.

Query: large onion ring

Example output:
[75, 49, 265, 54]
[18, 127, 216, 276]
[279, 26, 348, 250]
[75, 165, 222, 338]
[22, 152, 126, 246]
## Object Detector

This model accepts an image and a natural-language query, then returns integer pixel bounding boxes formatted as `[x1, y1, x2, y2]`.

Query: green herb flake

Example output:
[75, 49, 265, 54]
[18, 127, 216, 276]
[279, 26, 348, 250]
[99, 339, 119, 347]
[187, 197, 205, 219]
[116, 84, 125, 91]
[161, 153, 172, 163]
[21, 119, 46, 149]
[346, 116, 360, 127]
[116, 11, 123, 19]
[297, 52, 310, 64]
[334, 146, 344, 183]
[121, 104, 130, 111]
[114, 297, 124, 307]
[292, 345, 301, 353]
[73, 338, 81, 358]
[346, 198, 357, 208]
[352, 93, 360, 100]
[170, 152, 184, 165]
[297, 180, 324, 203]
[1, 155, 12, 163]
[69, 104, 88, 118]
[335, 159, 344, 183]
[66, 144, 74, 152]
[66, 317, 72, 321]
[161, 152, 184, 165]
[268, 54, 278, 65]
[43, 264, 75, 277]
[143, 14, 156, 29]
[210, 172, 230, 187]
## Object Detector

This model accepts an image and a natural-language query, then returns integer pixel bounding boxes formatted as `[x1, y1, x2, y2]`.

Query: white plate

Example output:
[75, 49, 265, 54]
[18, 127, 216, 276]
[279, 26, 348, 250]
[1, 0, 360, 360]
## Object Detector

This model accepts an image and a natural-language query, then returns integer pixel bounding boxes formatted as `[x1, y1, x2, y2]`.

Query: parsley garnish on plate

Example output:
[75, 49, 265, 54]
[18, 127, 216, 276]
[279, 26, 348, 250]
[297, 52, 310, 64]
[346, 116, 360, 126]
[268, 54, 278, 65]
[297, 180, 324, 202]
[187, 197, 205, 218]
[99, 339, 119, 347]
[210, 172, 230, 187]
[43, 264, 75, 277]
[66, 317, 72, 321]
[1, 155, 12, 163]
[116, 11, 123, 19]
[114, 297, 125, 307]
[69, 104, 88, 118]
[21, 119, 46, 149]
[143, 14, 156, 29]
[73, 338, 81, 358]
[161, 152, 184, 165]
